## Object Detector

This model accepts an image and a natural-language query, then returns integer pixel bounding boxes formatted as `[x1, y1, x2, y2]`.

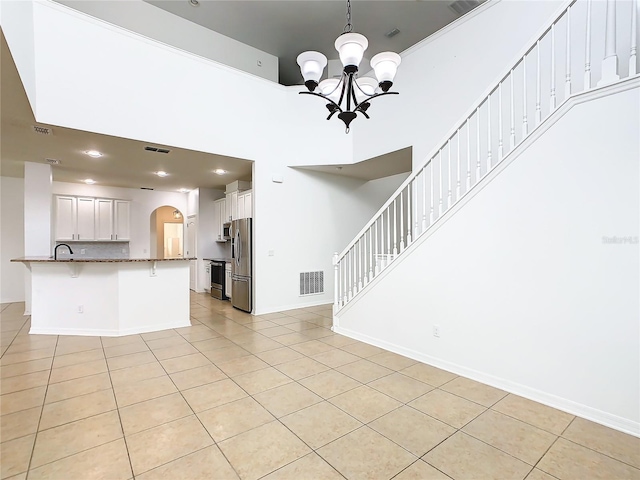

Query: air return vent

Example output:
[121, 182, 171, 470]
[144, 146, 171, 154]
[300, 271, 324, 296]
[449, 0, 480, 15]
[45, 158, 61, 165]
[32, 125, 53, 135]
[385, 28, 400, 38]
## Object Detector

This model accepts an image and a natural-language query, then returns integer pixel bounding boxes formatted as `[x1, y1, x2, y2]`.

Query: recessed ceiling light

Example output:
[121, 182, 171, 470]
[84, 179, 96, 184]
[156, 171, 169, 177]
[85, 150, 102, 158]
[178, 188, 190, 193]
[213, 169, 227, 175]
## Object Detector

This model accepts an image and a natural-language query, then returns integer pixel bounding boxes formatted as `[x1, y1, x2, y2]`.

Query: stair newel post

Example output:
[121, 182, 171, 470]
[393, 199, 398, 257]
[438, 150, 444, 216]
[333, 252, 339, 311]
[487, 95, 492, 172]
[523, 58, 529, 137]
[467, 120, 472, 190]
[599, 0, 620, 85]
[399, 190, 405, 252]
[510, 69, 516, 148]
[551, 23, 557, 111]
[476, 107, 481, 181]
[430, 160, 435, 224]
[456, 130, 462, 199]
[422, 166, 427, 231]
[584, 0, 592, 89]
[536, 40, 542, 125]
[498, 82, 504, 161]
[631, 0, 638, 75]
[566, 7, 572, 98]
[368, 226, 373, 282]
[447, 140, 452, 208]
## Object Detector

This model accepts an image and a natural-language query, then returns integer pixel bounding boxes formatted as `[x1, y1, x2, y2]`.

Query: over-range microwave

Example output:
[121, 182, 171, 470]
[222, 222, 232, 241]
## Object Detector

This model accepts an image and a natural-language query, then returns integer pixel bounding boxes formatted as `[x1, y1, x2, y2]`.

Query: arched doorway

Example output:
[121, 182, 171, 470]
[149, 206, 184, 259]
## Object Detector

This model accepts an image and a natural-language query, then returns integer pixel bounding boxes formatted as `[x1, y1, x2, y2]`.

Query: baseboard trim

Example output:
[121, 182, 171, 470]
[333, 324, 640, 437]
[30, 321, 192, 337]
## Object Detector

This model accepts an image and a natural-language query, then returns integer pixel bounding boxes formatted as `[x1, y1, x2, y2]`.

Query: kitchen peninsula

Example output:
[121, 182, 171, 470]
[12, 257, 195, 336]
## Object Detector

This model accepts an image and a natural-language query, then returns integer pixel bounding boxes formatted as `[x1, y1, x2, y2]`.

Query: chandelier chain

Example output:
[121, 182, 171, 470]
[343, 0, 353, 33]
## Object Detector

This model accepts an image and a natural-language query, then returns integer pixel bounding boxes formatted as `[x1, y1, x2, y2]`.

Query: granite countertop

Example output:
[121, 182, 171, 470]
[11, 257, 196, 263]
[203, 258, 232, 263]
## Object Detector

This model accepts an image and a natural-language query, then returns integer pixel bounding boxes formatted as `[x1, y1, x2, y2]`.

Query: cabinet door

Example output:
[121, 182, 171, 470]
[225, 194, 232, 222]
[95, 199, 114, 240]
[55, 196, 76, 241]
[244, 191, 252, 218]
[76, 197, 96, 241]
[214, 199, 225, 241]
[114, 200, 131, 240]
[237, 194, 245, 219]
[230, 191, 238, 220]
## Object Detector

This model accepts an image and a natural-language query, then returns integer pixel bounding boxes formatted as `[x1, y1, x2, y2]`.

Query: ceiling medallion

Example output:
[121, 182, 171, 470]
[296, 0, 401, 133]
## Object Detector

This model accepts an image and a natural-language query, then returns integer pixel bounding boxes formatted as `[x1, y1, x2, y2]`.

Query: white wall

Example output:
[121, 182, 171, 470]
[52, 181, 188, 258]
[0, 177, 25, 303]
[337, 86, 640, 435]
[52, 0, 279, 82]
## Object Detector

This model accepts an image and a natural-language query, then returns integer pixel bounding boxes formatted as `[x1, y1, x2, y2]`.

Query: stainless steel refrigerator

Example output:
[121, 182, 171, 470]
[231, 218, 252, 312]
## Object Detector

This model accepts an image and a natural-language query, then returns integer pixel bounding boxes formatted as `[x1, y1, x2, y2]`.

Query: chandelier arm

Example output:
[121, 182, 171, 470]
[359, 110, 370, 119]
[299, 91, 343, 112]
[359, 91, 400, 104]
[350, 79, 360, 109]
[336, 74, 348, 108]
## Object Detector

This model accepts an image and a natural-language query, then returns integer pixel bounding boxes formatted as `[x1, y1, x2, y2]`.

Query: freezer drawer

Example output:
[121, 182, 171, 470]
[232, 275, 251, 312]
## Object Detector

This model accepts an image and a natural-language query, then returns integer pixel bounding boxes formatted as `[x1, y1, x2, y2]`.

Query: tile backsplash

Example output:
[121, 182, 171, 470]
[54, 242, 130, 259]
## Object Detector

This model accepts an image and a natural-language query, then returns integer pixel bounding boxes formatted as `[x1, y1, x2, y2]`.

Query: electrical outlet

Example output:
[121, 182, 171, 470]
[80, 249, 86, 255]
[77, 305, 84, 313]
[433, 325, 440, 338]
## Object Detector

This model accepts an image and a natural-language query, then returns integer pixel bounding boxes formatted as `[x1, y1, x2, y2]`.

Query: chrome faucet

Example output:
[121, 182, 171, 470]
[54, 243, 74, 260]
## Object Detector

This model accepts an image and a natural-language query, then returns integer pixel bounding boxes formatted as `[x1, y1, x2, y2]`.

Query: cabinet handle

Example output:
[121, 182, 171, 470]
[115, 234, 118, 240]
[111, 234, 113, 240]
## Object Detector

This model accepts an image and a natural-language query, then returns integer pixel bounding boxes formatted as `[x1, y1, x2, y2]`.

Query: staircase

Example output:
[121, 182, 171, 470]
[333, 0, 639, 315]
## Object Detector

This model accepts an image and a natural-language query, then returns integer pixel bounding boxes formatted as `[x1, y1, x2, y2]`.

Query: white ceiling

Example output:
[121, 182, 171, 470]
[144, 0, 481, 85]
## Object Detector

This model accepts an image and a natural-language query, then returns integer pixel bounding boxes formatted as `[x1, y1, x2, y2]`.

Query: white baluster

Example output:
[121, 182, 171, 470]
[368, 227, 373, 282]
[536, 40, 542, 125]
[467, 120, 472, 190]
[387, 207, 391, 264]
[456, 131, 462, 198]
[422, 167, 427, 231]
[510, 70, 516, 148]
[498, 82, 504, 160]
[333, 252, 340, 313]
[348, 251, 352, 301]
[631, 0, 638, 75]
[438, 150, 444, 215]
[551, 23, 557, 111]
[399, 191, 405, 252]
[413, 178, 419, 239]
[430, 160, 435, 223]
[407, 184, 412, 246]
[358, 238, 363, 291]
[476, 107, 481, 180]
[523, 58, 529, 137]
[487, 96, 492, 172]
[584, 0, 592, 89]
[374, 218, 379, 275]
[380, 210, 385, 270]
[352, 249, 357, 296]
[343, 255, 347, 305]
[447, 140, 452, 208]
[599, 0, 620, 85]
[392, 200, 398, 257]
[566, 7, 572, 98]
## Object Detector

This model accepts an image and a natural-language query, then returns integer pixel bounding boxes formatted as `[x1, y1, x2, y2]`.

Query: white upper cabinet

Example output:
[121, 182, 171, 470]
[54, 195, 130, 242]
[114, 200, 130, 240]
[214, 198, 226, 242]
[239, 190, 252, 219]
[55, 196, 76, 241]
[95, 198, 114, 241]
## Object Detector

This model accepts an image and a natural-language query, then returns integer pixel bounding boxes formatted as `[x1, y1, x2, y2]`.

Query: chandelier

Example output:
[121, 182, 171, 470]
[296, 0, 401, 133]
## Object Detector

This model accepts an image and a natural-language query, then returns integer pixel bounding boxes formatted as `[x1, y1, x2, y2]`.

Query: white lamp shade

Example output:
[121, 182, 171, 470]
[370, 52, 401, 83]
[319, 78, 341, 103]
[334, 33, 368, 68]
[354, 77, 378, 102]
[296, 51, 328, 83]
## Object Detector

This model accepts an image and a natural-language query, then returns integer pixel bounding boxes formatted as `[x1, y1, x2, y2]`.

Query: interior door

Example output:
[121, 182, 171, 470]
[186, 215, 197, 291]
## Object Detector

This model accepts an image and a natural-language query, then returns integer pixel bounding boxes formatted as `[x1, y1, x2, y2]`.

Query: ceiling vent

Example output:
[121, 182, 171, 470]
[144, 146, 171, 154]
[140, 187, 155, 190]
[449, 0, 480, 16]
[385, 28, 400, 38]
[32, 125, 53, 135]
[45, 158, 61, 165]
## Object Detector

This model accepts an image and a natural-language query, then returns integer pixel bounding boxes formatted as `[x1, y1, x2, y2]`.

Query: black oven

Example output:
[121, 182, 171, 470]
[210, 261, 226, 299]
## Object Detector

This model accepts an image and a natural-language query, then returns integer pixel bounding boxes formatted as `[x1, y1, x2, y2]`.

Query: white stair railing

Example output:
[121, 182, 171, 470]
[334, 0, 639, 314]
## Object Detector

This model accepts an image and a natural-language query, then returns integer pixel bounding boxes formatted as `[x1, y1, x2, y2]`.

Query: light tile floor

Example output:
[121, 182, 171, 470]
[1, 294, 639, 480]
